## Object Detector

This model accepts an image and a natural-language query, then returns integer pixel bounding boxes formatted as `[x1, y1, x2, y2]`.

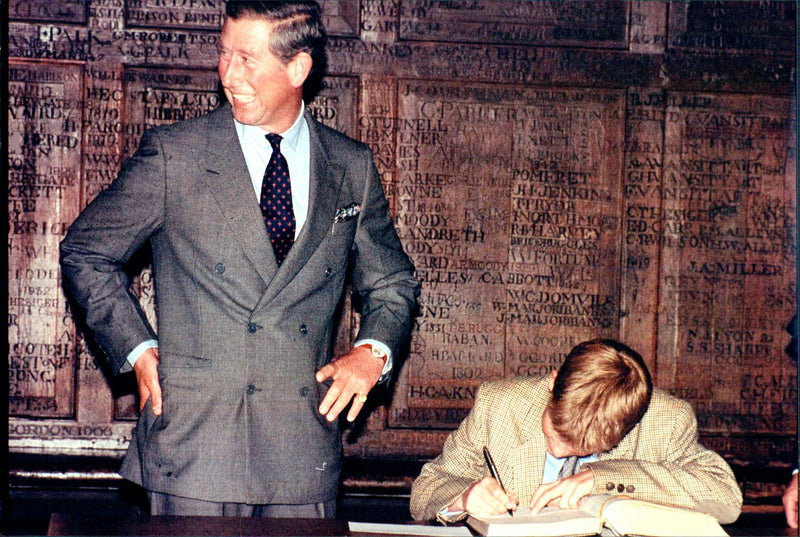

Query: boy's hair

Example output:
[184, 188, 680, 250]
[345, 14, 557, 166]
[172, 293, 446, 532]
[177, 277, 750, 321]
[547, 338, 653, 454]
[225, 1, 327, 103]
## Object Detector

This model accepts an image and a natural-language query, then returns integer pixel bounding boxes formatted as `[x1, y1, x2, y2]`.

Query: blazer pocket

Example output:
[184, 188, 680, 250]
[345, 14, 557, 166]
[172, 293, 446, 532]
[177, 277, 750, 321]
[330, 216, 358, 237]
[159, 352, 212, 368]
[140, 398, 167, 451]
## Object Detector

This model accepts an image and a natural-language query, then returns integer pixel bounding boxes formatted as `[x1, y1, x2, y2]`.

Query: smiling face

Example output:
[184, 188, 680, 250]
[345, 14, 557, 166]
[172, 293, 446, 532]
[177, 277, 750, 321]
[217, 16, 309, 132]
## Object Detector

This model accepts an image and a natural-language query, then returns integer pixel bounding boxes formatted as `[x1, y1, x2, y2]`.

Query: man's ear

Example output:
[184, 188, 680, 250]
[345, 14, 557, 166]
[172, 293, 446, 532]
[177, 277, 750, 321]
[287, 52, 312, 89]
[548, 369, 558, 391]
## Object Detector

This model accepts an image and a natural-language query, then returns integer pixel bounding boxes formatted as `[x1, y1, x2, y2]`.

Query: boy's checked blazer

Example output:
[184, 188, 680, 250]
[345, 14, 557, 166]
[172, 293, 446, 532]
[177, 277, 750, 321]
[410, 376, 743, 523]
[60, 102, 419, 505]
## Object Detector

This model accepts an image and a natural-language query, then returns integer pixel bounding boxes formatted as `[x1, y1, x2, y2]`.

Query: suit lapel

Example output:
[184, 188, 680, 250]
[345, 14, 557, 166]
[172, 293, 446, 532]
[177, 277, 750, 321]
[200, 104, 277, 285]
[509, 440, 546, 491]
[509, 382, 549, 490]
[256, 112, 345, 306]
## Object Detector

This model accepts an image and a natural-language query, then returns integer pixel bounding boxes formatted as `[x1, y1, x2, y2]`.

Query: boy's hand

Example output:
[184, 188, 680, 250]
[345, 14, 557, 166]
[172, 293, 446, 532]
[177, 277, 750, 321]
[450, 477, 519, 517]
[529, 469, 594, 513]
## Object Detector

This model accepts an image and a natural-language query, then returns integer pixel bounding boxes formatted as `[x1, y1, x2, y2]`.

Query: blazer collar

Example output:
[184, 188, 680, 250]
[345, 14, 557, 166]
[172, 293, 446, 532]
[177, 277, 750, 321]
[509, 378, 550, 487]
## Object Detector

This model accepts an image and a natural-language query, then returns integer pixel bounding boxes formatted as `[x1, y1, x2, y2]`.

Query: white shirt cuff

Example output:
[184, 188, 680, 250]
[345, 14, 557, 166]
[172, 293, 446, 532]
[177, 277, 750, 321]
[437, 507, 467, 523]
[127, 339, 159, 367]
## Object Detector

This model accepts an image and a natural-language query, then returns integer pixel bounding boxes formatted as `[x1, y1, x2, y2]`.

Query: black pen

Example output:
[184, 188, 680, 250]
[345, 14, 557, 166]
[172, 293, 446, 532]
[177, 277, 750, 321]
[483, 446, 514, 517]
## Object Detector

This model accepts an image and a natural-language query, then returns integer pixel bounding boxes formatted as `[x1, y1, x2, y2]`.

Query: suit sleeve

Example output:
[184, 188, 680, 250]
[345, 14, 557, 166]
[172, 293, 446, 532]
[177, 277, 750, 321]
[60, 129, 166, 374]
[585, 398, 743, 523]
[348, 146, 419, 358]
[410, 385, 494, 522]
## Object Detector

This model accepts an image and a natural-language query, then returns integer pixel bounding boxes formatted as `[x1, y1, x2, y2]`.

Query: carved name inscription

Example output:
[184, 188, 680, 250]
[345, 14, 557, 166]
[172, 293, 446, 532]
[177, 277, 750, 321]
[123, 66, 220, 132]
[124, 0, 358, 35]
[669, 1, 796, 55]
[658, 93, 796, 433]
[391, 81, 625, 428]
[9, 0, 88, 23]
[308, 76, 359, 137]
[8, 61, 83, 417]
[617, 89, 665, 358]
[125, 0, 224, 30]
[399, 0, 628, 48]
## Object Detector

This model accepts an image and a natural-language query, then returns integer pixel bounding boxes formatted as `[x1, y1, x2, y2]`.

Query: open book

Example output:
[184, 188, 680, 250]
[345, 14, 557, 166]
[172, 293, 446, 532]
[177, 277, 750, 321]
[466, 494, 728, 536]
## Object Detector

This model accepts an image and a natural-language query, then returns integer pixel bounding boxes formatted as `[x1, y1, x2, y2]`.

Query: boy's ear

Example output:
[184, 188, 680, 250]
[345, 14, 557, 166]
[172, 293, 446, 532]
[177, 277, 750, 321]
[548, 369, 558, 391]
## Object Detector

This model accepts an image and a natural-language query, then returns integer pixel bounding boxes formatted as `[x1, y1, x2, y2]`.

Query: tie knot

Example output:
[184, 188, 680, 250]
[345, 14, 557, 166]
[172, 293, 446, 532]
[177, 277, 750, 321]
[266, 133, 282, 151]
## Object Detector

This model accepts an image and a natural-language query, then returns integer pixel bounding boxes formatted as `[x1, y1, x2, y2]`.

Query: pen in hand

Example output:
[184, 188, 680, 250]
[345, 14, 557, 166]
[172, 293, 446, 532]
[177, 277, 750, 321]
[483, 446, 514, 517]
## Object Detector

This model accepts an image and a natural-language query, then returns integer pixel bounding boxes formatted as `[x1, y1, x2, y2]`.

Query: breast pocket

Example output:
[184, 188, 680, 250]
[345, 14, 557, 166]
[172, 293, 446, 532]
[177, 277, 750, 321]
[330, 217, 358, 238]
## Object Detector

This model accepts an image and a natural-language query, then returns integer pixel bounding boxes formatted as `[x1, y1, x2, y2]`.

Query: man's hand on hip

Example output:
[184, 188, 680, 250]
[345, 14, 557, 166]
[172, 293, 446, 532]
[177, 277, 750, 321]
[133, 347, 162, 415]
[315, 346, 383, 422]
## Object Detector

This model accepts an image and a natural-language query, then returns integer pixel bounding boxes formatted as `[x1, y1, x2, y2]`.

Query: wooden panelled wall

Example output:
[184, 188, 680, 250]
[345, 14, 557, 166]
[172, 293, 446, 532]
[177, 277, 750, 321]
[7, 0, 797, 499]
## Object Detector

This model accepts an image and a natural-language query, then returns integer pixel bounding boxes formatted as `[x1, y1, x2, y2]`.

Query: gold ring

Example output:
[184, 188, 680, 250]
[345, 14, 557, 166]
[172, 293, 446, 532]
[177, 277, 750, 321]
[356, 394, 368, 403]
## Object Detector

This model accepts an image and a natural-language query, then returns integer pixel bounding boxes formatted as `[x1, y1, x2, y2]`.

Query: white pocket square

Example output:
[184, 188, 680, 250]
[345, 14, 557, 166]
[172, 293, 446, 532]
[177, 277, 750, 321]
[333, 203, 361, 223]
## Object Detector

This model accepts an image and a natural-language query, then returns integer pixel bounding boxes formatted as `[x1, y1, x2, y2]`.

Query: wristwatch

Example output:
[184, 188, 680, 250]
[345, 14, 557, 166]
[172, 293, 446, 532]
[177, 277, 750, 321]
[369, 344, 388, 362]
[357, 342, 392, 383]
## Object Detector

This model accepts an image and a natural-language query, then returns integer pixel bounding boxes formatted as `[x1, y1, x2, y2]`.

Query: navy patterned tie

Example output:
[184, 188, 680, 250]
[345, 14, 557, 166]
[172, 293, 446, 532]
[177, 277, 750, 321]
[260, 133, 295, 265]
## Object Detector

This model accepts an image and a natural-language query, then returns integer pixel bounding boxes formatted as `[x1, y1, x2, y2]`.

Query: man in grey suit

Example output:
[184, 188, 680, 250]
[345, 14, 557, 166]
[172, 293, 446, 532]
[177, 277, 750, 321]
[60, 0, 419, 518]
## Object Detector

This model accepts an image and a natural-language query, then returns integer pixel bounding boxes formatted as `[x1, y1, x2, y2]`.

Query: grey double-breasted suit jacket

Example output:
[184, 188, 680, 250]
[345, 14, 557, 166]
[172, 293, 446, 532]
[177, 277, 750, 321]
[60, 103, 419, 504]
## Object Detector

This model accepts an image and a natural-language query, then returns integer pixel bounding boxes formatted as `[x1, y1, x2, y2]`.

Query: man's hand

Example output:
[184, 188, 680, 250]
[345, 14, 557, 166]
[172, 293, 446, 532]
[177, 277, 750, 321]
[529, 469, 594, 513]
[783, 473, 798, 529]
[450, 477, 519, 517]
[315, 346, 383, 422]
[133, 348, 162, 415]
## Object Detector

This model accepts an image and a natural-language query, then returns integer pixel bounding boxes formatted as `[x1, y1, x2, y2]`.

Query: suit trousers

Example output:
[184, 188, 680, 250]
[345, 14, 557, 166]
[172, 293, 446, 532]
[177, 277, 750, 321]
[149, 491, 337, 518]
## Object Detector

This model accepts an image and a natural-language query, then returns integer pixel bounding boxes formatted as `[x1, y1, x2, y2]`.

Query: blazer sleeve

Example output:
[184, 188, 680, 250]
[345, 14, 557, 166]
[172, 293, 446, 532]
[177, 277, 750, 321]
[585, 397, 743, 523]
[410, 385, 494, 522]
[60, 128, 166, 374]
[348, 146, 419, 357]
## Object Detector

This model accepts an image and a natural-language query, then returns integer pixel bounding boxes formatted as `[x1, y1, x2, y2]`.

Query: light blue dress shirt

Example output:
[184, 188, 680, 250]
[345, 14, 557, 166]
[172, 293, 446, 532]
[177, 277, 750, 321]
[234, 106, 310, 236]
[542, 452, 599, 483]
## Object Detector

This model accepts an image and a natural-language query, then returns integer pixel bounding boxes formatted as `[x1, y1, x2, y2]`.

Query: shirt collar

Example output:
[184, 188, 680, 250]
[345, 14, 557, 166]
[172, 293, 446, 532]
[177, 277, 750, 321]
[547, 451, 599, 466]
[233, 105, 306, 152]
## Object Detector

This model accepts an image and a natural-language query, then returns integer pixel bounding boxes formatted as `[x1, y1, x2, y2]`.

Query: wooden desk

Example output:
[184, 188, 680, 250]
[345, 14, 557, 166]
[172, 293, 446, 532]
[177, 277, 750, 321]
[48, 513, 469, 536]
[48, 513, 351, 536]
[48, 512, 796, 537]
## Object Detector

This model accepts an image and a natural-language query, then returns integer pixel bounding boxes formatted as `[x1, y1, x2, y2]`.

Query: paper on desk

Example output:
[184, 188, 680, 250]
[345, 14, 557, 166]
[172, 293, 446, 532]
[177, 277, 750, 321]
[348, 520, 472, 536]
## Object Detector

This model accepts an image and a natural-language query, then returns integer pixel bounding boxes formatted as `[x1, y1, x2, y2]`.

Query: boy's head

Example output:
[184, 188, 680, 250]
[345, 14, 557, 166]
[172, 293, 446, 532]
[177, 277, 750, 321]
[545, 338, 653, 456]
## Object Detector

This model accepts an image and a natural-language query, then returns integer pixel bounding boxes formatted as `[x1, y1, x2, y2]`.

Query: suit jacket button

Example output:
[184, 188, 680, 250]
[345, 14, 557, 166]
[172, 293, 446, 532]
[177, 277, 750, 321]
[626, 485, 635, 493]
[299, 324, 307, 334]
[300, 387, 309, 397]
[214, 263, 225, 274]
[617, 483, 625, 493]
[247, 323, 258, 333]
[247, 385, 256, 395]
[324, 267, 332, 277]
[606, 482, 615, 491]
